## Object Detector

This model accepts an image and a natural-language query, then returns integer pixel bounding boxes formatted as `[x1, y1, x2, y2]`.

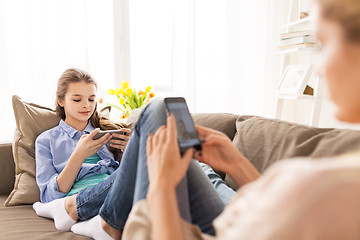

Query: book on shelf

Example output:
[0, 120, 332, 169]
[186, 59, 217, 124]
[280, 35, 317, 47]
[278, 42, 319, 50]
[280, 30, 313, 40]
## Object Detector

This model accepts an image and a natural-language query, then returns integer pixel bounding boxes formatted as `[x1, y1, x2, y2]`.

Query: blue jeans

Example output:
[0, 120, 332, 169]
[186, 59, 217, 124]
[75, 98, 236, 235]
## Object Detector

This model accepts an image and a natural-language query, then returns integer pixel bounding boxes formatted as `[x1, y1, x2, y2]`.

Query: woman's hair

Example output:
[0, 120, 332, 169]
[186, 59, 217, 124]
[56, 68, 127, 159]
[316, 0, 360, 43]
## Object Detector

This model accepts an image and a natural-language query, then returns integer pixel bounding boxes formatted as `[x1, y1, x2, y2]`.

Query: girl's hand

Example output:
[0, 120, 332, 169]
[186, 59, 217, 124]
[73, 128, 112, 160]
[109, 128, 132, 152]
[194, 125, 246, 175]
[147, 114, 194, 189]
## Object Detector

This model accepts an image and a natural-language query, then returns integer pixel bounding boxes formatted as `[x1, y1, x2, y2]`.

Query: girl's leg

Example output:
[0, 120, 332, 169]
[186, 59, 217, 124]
[99, 98, 191, 230]
[187, 160, 236, 235]
[74, 172, 117, 220]
[198, 162, 236, 204]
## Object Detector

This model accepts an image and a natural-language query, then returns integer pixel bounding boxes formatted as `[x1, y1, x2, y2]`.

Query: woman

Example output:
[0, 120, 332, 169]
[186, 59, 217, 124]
[70, 0, 360, 239]
[117, 0, 360, 239]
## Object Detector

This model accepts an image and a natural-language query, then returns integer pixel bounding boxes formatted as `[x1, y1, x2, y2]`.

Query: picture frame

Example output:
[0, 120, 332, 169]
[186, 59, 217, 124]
[278, 64, 313, 95]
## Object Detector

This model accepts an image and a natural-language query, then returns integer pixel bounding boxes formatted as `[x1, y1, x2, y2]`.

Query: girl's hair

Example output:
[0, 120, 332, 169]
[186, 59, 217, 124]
[56, 68, 127, 160]
[316, 0, 360, 43]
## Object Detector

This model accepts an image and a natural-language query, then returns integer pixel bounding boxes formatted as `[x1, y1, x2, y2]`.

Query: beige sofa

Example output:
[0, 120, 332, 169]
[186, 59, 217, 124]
[2, 111, 360, 239]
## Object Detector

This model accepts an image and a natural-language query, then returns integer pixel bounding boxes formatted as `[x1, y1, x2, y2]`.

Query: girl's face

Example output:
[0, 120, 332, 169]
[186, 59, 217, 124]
[315, 6, 360, 123]
[58, 81, 97, 129]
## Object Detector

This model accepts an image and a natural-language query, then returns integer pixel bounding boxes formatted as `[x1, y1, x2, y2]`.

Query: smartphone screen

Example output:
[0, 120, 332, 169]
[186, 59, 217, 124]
[164, 97, 202, 154]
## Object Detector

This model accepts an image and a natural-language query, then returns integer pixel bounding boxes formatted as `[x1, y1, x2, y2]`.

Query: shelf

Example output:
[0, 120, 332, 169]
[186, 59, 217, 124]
[282, 16, 314, 29]
[277, 94, 314, 100]
[273, 46, 320, 56]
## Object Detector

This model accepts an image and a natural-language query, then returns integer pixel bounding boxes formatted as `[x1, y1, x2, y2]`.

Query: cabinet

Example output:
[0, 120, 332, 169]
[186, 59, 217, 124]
[275, 0, 322, 127]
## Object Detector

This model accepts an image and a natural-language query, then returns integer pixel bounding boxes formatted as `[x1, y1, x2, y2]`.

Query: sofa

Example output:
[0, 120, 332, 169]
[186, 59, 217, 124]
[2, 98, 360, 239]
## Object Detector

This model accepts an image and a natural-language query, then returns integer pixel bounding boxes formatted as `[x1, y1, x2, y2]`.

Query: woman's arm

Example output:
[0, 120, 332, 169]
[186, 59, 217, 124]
[146, 115, 193, 240]
[226, 154, 261, 187]
[147, 183, 184, 240]
[57, 129, 112, 193]
[195, 125, 260, 187]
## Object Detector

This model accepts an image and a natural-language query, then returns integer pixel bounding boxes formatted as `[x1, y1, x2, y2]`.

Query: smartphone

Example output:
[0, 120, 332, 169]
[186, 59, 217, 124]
[164, 97, 202, 155]
[93, 129, 125, 140]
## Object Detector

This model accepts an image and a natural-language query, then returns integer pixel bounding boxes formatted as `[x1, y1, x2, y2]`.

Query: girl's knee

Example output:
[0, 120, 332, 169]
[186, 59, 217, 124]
[140, 98, 167, 121]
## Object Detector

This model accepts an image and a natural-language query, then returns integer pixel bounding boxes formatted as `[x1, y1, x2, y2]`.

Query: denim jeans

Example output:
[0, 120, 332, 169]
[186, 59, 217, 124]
[75, 98, 236, 235]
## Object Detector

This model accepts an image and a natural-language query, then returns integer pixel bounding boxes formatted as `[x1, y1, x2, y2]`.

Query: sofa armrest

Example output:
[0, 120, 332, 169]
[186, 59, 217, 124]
[0, 142, 15, 195]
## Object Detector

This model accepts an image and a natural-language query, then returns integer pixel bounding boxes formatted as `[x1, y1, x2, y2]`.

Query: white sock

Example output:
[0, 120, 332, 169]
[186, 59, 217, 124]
[32, 198, 77, 231]
[71, 215, 114, 240]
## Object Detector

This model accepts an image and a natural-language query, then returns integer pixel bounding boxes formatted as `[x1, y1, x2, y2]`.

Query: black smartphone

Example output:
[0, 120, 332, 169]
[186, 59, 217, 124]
[93, 129, 125, 140]
[164, 97, 202, 155]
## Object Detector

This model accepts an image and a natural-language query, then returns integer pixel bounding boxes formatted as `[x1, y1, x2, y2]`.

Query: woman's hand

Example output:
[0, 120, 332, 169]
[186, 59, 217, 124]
[194, 125, 244, 174]
[147, 114, 194, 189]
[109, 128, 132, 152]
[195, 125, 260, 186]
[73, 128, 112, 161]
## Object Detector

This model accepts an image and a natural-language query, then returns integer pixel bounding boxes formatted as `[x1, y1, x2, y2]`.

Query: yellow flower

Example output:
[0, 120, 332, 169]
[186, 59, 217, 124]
[115, 88, 122, 96]
[121, 81, 129, 89]
[107, 89, 115, 95]
[146, 86, 151, 93]
[119, 98, 125, 105]
[119, 88, 125, 95]
[126, 88, 133, 96]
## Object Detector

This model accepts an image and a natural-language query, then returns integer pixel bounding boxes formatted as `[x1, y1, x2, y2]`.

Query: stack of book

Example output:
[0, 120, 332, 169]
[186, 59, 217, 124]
[279, 30, 318, 50]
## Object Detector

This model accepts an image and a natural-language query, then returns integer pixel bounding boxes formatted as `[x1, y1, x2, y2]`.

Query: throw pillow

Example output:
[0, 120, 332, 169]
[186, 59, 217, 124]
[5, 96, 61, 206]
[232, 115, 360, 174]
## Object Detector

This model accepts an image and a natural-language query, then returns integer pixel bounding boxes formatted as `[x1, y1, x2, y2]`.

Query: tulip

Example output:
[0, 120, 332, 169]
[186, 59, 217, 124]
[121, 81, 129, 89]
[126, 88, 133, 96]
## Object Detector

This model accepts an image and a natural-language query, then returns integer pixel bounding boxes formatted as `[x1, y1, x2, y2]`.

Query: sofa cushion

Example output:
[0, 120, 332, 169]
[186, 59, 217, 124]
[126, 108, 239, 141]
[0, 195, 91, 239]
[233, 116, 360, 174]
[5, 96, 61, 206]
[191, 113, 239, 140]
[0, 142, 15, 195]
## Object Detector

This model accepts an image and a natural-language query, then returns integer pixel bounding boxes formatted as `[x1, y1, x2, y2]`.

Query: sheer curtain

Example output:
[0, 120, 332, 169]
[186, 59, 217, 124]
[129, 0, 281, 115]
[0, 0, 128, 141]
[0, 0, 281, 141]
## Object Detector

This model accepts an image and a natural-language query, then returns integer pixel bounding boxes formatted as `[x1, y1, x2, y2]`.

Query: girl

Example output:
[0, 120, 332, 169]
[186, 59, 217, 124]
[33, 68, 132, 236]
[71, 0, 360, 239]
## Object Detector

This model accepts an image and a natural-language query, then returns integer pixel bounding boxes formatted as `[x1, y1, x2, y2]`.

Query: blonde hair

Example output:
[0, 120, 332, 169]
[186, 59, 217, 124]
[56, 68, 127, 160]
[316, 0, 360, 42]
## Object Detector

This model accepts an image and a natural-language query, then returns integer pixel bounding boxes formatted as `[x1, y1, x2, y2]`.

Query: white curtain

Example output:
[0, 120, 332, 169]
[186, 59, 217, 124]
[0, 0, 282, 141]
[0, 0, 127, 141]
[129, 0, 282, 115]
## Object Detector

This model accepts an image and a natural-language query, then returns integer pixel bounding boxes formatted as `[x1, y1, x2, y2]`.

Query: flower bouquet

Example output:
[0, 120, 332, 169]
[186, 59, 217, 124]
[106, 81, 155, 119]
